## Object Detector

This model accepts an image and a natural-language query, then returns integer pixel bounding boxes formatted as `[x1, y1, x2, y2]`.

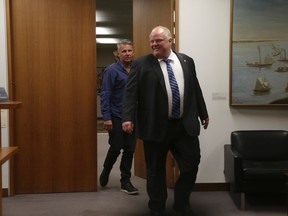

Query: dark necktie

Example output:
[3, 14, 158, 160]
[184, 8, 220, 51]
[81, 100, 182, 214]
[164, 59, 180, 118]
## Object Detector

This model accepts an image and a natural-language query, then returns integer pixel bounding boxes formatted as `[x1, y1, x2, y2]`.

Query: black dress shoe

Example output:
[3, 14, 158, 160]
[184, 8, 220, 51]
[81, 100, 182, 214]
[150, 209, 165, 216]
[99, 169, 110, 187]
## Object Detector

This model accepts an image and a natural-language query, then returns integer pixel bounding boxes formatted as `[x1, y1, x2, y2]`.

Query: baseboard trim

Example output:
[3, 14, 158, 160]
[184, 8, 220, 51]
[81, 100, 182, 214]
[193, 183, 229, 191]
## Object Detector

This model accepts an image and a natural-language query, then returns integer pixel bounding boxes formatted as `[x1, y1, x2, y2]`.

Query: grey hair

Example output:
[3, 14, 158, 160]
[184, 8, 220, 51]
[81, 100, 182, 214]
[117, 39, 133, 50]
[151, 26, 172, 39]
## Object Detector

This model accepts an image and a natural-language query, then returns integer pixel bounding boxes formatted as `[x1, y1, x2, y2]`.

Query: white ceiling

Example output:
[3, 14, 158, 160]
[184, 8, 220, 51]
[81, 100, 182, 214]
[96, 0, 133, 45]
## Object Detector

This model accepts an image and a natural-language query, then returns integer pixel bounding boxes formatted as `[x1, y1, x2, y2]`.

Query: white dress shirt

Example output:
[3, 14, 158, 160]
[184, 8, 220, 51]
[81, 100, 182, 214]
[159, 51, 184, 118]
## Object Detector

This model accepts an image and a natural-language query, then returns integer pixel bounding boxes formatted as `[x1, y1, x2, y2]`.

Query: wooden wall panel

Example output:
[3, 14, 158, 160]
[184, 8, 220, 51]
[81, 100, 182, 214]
[133, 0, 174, 58]
[7, 0, 97, 193]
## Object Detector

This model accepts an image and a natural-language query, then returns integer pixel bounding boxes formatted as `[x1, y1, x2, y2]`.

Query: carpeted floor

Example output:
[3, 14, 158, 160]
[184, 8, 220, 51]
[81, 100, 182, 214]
[3, 133, 287, 216]
[3, 180, 287, 216]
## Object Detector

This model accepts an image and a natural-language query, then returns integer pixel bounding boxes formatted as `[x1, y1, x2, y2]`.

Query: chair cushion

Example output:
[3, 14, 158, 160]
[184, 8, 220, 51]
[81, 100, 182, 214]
[243, 160, 288, 181]
[231, 130, 288, 160]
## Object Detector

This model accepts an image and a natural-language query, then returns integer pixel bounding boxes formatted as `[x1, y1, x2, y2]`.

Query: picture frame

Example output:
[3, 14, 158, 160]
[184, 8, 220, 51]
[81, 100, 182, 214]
[229, 0, 288, 106]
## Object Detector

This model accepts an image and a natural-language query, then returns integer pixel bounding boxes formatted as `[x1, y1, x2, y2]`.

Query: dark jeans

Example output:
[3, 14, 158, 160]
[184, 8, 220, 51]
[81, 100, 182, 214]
[103, 116, 136, 185]
[143, 119, 201, 212]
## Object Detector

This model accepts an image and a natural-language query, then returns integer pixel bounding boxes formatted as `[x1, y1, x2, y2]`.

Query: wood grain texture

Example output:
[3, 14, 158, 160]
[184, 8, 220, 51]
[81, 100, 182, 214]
[7, 0, 97, 194]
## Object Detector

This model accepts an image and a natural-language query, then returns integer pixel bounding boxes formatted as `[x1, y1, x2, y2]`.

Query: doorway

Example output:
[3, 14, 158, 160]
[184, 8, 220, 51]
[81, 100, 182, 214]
[96, 0, 179, 188]
[95, 0, 133, 184]
[95, 0, 133, 119]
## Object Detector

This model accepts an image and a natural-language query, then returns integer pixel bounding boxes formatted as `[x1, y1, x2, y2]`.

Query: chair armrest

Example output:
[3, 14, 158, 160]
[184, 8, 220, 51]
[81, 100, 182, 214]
[224, 144, 243, 192]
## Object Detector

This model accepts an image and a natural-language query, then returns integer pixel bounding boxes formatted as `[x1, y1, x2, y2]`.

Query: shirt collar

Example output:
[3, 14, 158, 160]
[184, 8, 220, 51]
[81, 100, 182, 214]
[158, 50, 176, 62]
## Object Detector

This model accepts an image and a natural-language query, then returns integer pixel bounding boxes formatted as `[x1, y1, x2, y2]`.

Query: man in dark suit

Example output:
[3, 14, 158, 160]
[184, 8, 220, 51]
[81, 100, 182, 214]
[122, 26, 209, 216]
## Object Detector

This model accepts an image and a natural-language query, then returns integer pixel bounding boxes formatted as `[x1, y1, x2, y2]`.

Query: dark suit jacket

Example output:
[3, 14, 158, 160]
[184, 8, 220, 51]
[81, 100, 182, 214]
[122, 52, 208, 142]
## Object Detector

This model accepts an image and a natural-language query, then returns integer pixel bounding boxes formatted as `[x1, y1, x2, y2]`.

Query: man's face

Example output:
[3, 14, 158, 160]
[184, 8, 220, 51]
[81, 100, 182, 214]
[149, 30, 172, 59]
[117, 44, 133, 64]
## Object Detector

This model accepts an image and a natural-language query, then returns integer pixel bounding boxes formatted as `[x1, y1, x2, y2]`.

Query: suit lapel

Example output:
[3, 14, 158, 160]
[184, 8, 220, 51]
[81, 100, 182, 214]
[176, 53, 190, 108]
[148, 53, 190, 99]
[176, 53, 189, 80]
[149, 55, 167, 94]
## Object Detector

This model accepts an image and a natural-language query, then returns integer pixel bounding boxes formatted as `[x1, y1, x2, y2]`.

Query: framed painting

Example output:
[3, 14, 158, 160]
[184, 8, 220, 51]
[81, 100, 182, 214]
[230, 0, 288, 106]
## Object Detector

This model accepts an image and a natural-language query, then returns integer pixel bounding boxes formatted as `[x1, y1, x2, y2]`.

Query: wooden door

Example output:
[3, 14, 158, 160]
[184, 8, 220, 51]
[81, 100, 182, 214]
[133, 0, 179, 188]
[7, 0, 97, 194]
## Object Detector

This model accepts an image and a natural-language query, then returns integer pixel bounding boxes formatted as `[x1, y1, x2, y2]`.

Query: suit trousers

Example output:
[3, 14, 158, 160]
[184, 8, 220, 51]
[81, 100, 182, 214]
[103, 116, 136, 184]
[143, 119, 201, 212]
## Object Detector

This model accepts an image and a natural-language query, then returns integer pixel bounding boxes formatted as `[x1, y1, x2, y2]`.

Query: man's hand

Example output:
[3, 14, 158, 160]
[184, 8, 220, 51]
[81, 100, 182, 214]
[103, 120, 113, 132]
[202, 118, 209, 129]
[122, 121, 134, 134]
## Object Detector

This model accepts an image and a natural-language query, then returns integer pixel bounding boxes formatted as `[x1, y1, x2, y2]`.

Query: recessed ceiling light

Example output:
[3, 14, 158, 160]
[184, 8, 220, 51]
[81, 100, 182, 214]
[96, 38, 120, 44]
[95, 10, 108, 22]
[96, 27, 116, 35]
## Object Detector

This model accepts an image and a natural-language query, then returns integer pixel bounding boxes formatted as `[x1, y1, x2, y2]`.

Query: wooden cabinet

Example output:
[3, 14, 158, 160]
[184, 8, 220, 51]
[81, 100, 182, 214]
[0, 101, 21, 216]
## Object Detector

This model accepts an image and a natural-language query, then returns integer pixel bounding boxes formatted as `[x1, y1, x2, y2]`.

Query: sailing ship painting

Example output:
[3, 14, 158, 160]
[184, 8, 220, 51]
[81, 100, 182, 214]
[231, 0, 288, 106]
[253, 76, 271, 95]
[232, 41, 288, 104]
[246, 46, 274, 67]
[275, 65, 288, 72]
[278, 48, 288, 62]
[271, 43, 281, 56]
[271, 45, 288, 72]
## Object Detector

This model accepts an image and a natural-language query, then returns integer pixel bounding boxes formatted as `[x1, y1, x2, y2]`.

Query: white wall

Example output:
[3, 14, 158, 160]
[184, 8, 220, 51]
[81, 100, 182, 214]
[0, 0, 10, 188]
[179, 0, 288, 183]
[1, 0, 288, 187]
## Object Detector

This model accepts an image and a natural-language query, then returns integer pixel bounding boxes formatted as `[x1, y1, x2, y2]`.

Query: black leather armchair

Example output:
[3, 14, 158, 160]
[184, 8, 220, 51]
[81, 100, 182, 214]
[224, 130, 288, 209]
